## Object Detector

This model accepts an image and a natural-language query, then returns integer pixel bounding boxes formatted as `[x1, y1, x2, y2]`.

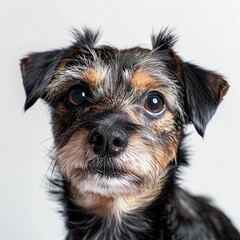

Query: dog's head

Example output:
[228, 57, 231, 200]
[21, 29, 228, 214]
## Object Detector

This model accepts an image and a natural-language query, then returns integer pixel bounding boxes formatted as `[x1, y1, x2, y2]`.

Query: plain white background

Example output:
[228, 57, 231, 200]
[1, 0, 240, 239]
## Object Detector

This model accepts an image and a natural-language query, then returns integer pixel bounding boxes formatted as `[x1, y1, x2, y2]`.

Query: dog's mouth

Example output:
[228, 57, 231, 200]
[71, 159, 143, 196]
[76, 167, 142, 182]
[73, 156, 136, 180]
[86, 165, 125, 177]
[85, 156, 127, 177]
[70, 156, 144, 191]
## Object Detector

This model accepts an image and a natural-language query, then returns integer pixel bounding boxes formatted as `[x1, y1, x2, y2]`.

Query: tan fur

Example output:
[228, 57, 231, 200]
[54, 102, 68, 115]
[58, 130, 91, 180]
[152, 111, 176, 134]
[71, 188, 114, 216]
[61, 132, 174, 216]
[207, 73, 229, 100]
[220, 83, 229, 100]
[122, 107, 142, 125]
[151, 113, 180, 165]
[45, 79, 68, 101]
[82, 68, 102, 87]
[46, 67, 104, 101]
[131, 69, 157, 91]
[130, 69, 177, 108]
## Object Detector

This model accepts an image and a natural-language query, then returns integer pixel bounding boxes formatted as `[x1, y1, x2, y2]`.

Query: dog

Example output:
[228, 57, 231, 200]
[21, 29, 240, 240]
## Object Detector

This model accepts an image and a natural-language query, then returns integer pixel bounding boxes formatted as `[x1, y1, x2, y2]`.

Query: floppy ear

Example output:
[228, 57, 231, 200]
[20, 49, 64, 110]
[151, 29, 229, 137]
[181, 62, 229, 137]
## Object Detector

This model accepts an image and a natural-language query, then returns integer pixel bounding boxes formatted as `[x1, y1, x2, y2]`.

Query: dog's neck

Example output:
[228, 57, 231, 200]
[50, 154, 181, 240]
[62, 179, 171, 240]
[52, 165, 176, 240]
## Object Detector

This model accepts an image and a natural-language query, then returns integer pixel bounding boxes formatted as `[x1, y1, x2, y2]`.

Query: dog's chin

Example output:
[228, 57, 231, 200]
[71, 168, 143, 197]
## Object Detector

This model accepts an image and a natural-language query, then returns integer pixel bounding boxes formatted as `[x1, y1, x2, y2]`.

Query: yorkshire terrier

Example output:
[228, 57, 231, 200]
[21, 29, 240, 240]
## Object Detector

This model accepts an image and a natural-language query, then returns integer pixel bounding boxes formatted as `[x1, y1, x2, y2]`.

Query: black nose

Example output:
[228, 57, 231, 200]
[88, 126, 128, 157]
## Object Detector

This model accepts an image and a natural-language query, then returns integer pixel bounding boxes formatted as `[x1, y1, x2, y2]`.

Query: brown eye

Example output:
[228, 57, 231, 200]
[68, 87, 86, 106]
[144, 92, 165, 115]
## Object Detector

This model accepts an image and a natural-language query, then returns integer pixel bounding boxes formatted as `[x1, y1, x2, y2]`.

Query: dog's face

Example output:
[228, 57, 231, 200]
[21, 29, 228, 215]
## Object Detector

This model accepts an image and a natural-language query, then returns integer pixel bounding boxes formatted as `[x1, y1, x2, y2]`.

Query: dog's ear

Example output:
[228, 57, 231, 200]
[20, 49, 64, 110]
[151, 29, 229, 137]
[181, 61, 229, 137]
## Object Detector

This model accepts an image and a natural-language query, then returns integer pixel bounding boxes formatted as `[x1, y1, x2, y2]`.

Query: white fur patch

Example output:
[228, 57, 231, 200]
[77, 173, 140, 197]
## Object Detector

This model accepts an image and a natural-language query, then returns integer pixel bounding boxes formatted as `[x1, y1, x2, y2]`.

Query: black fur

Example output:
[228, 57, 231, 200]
[151, 28, 177, 51]
[21, 29, 239, 240]
[51, 144, 240, 240]
[21, 49, 65, 110]
[181, 62, 227, 137]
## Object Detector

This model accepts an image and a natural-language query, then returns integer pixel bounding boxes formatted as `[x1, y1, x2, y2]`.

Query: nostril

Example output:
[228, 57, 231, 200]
[112, 137, 124, 147]
[89, 134, 103, 145]
[95, 135, 104, 146]
[88, 128, 104, 147]
[112, 130, 128, 150]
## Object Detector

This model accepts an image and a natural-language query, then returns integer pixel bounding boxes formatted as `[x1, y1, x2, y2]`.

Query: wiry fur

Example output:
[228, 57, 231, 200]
[21, 28, 240, 240]
[151, 28, 177, 51]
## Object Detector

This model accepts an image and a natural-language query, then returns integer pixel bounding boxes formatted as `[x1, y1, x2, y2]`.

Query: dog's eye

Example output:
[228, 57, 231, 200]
[68, 87, 86, 106]
[144, 92, 165, 115]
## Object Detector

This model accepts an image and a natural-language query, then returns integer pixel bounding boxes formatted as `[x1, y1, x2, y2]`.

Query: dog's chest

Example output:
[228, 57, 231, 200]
[66, 212, 152, 240]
